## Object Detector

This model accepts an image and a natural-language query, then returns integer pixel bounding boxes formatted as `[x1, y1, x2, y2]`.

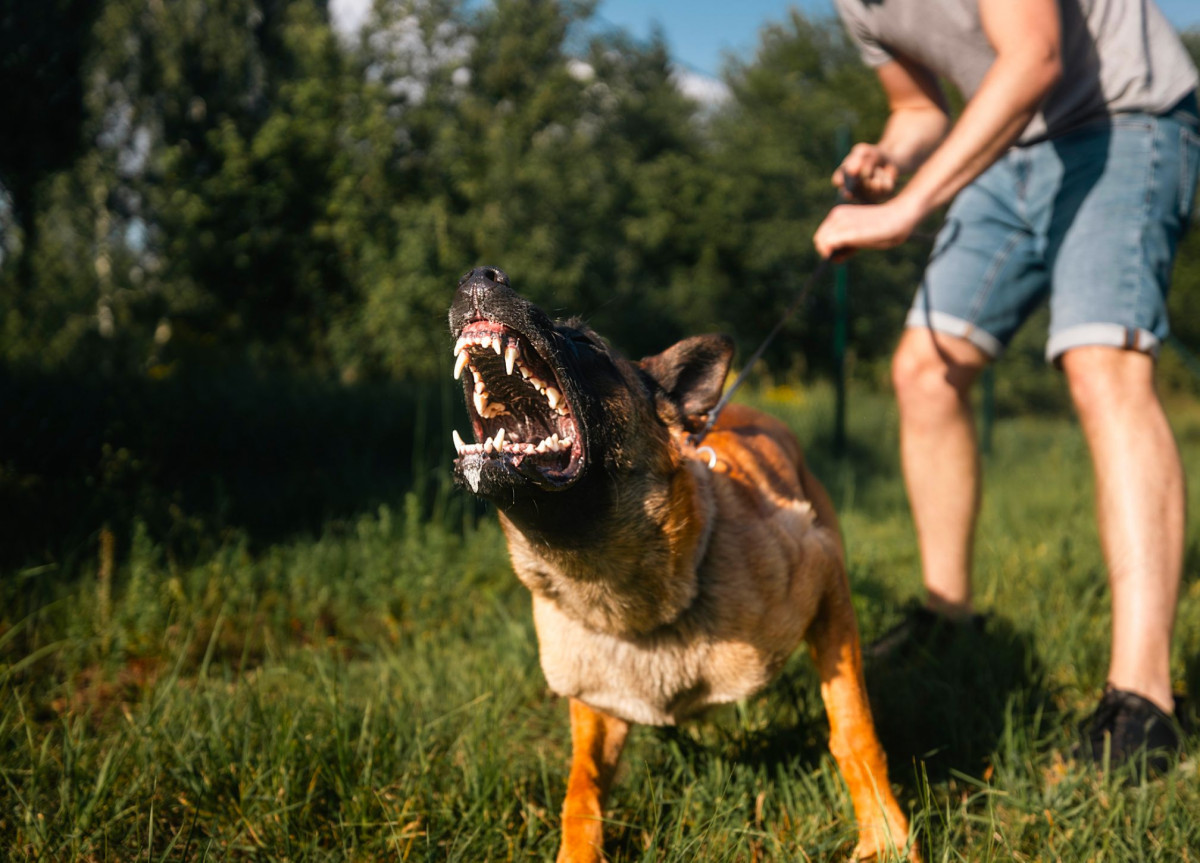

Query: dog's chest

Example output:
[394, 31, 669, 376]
[531, 595, 783, 726]
[527, 502, 832, 727]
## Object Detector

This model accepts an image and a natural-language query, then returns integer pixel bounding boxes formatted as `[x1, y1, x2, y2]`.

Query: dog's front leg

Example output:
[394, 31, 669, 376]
[557, 698, 629, 863]
[806, 590, 919, 862]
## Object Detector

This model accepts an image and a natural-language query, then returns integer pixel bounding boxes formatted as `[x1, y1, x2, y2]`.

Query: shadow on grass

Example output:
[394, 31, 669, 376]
[862, 606, 1053, 786]
[0, 365, 477, 577]
[650, 607, 1050, 788]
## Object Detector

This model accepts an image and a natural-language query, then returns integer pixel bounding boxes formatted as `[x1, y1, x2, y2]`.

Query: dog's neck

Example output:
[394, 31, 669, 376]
[500, 447, 715, 637]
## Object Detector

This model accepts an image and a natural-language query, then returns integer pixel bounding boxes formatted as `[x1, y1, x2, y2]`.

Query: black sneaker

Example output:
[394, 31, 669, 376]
[1076, 687, 1183, 778]
[864, 603, 988, 661]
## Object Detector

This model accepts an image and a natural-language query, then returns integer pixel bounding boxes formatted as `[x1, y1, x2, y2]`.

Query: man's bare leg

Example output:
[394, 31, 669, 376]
[891, 328, 991, 618]
[1061, 347, 1184, 714]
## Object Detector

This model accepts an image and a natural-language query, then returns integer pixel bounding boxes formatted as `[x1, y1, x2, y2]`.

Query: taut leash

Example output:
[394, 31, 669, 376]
[688, 255, 834, 448]
[688, 176, 871, 449]
[687, 174, 940, 449]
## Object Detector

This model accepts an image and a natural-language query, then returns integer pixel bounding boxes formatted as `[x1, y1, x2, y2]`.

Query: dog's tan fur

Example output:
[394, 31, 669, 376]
[502, 402, 916, 861]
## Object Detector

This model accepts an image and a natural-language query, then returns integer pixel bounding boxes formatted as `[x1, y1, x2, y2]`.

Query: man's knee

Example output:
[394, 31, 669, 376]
[1060, 346, 1159, 419]
[891, 329, 989, 416]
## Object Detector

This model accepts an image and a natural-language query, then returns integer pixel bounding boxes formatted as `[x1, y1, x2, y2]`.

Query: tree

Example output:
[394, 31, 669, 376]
[0, 0, 100, 299]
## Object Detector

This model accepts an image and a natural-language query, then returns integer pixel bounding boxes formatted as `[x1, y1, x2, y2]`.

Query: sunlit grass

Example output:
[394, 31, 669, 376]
[3, 385, 1199, 860]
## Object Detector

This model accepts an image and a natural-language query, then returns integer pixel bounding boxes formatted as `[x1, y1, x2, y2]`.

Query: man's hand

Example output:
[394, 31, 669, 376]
[814, 197, 923, 261]
[814, 0, 1062, 262]
[833, 144, 899, 202]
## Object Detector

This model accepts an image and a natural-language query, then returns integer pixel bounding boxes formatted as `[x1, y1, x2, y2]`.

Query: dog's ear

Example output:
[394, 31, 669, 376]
[639, 334, 734, 419]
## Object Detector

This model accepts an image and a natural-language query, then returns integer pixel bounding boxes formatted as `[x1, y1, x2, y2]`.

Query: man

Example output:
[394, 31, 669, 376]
[815, 0, 1199, 771]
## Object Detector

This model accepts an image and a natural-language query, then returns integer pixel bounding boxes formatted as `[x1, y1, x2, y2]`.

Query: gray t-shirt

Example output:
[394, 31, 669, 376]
[835, 0, 1198, 144]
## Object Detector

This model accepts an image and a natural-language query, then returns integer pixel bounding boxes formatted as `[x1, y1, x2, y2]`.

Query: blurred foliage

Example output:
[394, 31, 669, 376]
[1, 2, 1196, 385]
[0, 0, 941, 382]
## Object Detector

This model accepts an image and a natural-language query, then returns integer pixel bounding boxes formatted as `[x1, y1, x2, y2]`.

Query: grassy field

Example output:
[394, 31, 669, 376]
[3, 383, 1200, 861]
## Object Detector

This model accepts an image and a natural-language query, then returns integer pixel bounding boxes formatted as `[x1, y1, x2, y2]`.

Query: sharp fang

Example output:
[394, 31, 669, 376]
[505, 345, 518, 375]
[484, 437, 494, 453]
[493, 339, 503, 356]
[452, 429, 465, 453]
[546, 387, 561, 409]
[473, 391, 486, 415]
[453, 351, 469, 380]
[475, 380, 486, 394]
[493, 427, 506, 449]
[454, 337, 468, 355]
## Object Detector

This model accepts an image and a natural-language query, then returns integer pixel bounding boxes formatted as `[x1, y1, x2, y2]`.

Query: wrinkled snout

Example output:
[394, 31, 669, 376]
[451, 266, 514, 331]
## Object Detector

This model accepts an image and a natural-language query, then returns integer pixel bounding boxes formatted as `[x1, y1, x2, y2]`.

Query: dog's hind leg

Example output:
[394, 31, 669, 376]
[806, 585, 919, 862]
[557, 698, 630, 863]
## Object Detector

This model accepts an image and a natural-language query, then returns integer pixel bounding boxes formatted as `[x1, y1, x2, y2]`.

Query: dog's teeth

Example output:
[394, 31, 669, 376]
[452, 429, 465, 454]
[473, 391, 486, 415]
[453, 350, 469, 380]
[556, 406, 568, 416]
[519, 365, 532, 379]
[493, 338, 503, 356]
[545, 387, 561, 409]
[559, 436, 573, 448]
[454, 337, 468, 356]
[535, 439, 548, 453]
[480, 336, 492, 350]
[484, 437, 494, 453]
[493, 427, 506, 449]
[505, 345, 518, 375]
[475, 380, 486, 394]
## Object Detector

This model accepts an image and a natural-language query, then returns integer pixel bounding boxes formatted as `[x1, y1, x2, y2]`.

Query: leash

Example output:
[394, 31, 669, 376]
[687, 254, 834, 448]
[688, 176, 869, 449]
[687, 174, 942, 449]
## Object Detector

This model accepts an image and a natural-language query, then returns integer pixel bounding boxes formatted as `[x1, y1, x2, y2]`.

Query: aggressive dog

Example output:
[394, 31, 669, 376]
[448, 266, 918, 862]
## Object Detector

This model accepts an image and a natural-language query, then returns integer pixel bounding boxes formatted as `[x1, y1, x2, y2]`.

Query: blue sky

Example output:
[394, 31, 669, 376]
[596, 0, 1200, 79]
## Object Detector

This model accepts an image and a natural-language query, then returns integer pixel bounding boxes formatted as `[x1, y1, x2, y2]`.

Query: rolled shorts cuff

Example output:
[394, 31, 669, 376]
[905, 309, 1004, 359]
[1045, 324, 1162, 363]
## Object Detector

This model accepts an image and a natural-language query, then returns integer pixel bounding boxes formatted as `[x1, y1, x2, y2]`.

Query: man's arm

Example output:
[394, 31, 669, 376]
[834, 57, 950, 201]
[816, 0, 1063, 259]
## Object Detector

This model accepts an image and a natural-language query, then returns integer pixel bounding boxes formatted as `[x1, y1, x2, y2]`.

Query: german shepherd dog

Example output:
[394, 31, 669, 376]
[449, 267, 918, 862]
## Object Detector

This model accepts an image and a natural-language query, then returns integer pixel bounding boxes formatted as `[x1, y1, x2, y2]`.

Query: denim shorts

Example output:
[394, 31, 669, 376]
[908, 92, 1200, 362]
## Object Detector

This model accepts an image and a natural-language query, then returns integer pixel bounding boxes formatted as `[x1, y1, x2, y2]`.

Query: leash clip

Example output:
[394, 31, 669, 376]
[695, 446, 718, 470]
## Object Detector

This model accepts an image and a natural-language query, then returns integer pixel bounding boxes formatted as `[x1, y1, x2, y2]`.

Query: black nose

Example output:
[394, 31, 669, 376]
[457, 265, 511, 311]
[458, 266, 506, 294]
[460, 266, 509, 290]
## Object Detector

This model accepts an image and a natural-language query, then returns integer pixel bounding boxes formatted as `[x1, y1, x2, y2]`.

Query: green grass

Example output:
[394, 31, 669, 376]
[4, 384, 1200, 861]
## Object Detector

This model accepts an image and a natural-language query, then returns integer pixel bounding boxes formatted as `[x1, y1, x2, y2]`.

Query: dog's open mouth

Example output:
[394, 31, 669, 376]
[452, 319, 584, 489]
